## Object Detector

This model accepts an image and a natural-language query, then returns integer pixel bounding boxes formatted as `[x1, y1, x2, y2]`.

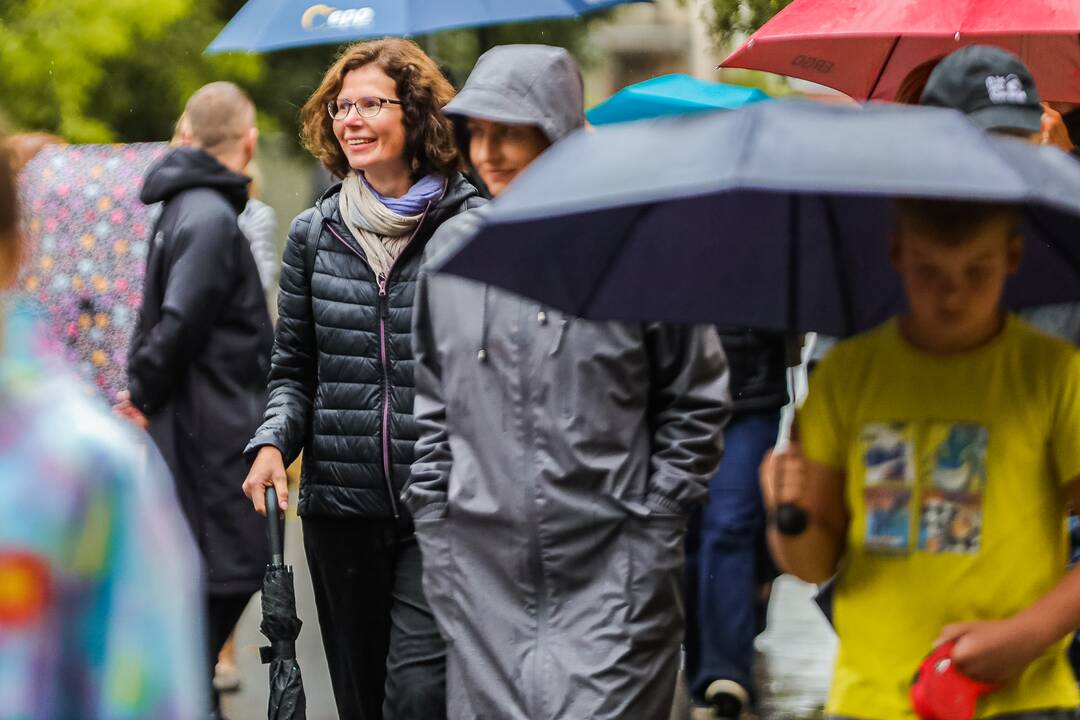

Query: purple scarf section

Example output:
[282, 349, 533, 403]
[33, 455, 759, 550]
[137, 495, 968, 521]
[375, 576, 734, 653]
[359, 172, 445, 216]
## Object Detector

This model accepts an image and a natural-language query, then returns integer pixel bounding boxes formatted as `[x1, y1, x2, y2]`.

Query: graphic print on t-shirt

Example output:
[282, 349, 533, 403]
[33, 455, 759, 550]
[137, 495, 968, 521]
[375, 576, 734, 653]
[860, 423, 914, 552]
[859, 421, 988, 555]
[918, 423, 987, 554]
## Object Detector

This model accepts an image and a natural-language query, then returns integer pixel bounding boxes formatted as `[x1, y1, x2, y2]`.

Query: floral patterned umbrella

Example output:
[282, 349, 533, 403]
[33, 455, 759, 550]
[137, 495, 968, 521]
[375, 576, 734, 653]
[18, 143, 168, 401]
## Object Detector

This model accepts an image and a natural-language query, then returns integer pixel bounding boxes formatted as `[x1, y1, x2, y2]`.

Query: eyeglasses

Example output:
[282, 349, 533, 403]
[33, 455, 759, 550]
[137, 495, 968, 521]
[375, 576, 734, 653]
[327, 97, 402, 121]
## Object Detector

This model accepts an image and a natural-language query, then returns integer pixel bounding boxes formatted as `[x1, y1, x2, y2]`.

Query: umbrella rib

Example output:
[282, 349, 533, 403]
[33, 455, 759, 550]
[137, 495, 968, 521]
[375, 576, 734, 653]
[822, 196, 856, 337]
[867, 36, 902, 100]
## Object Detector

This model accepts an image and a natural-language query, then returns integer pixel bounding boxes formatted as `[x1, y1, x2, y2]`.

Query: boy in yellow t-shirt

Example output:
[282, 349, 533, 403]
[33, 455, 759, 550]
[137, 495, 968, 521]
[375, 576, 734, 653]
[762, 198, 1080, 719]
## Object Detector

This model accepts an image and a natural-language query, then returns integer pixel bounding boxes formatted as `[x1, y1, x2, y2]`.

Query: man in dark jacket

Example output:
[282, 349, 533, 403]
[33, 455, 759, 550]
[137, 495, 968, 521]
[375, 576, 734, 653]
[121, 81, 273, 713]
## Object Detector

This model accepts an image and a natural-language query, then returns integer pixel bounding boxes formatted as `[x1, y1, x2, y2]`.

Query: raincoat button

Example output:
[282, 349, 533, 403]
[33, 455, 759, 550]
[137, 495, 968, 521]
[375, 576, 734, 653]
[537, 311, 548, 325]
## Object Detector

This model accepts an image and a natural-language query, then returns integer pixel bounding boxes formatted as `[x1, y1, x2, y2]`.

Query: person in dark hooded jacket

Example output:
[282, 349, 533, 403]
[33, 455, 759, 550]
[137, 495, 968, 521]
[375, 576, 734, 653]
[121, 81, 272, 714]
[404, 45, 732, 720]
[241, 40, 482, 720]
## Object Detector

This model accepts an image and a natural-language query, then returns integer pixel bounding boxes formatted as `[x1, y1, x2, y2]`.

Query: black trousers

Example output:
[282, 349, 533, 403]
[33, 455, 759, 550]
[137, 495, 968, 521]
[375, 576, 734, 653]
[206, 591, 254, 712]
[303, 516, 446, 720]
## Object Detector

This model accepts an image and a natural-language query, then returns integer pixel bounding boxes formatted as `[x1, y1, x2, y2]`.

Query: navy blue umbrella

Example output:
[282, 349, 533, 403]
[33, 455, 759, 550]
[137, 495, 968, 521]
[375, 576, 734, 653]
[208, 0, 649, 54]
[436, 101, 1080, 337]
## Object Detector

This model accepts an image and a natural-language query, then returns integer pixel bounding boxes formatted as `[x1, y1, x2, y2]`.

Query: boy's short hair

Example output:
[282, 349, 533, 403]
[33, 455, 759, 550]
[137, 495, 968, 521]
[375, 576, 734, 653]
[896, 198, 1021, 246]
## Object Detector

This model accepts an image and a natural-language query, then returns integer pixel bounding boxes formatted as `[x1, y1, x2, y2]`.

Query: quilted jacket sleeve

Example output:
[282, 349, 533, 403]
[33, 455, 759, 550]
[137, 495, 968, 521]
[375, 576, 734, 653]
[244, 209, 318, 465]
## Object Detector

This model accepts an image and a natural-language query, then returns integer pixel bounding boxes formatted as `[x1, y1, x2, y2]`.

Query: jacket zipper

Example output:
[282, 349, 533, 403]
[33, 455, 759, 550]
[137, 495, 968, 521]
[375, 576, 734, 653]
[323, 200, 434, 520]
[376, 271, 398, 518]
[321, 220, 399, 518]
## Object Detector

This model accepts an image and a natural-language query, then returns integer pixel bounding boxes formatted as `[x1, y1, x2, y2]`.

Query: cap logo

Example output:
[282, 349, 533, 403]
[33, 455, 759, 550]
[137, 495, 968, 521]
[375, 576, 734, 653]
[985, 74, 1028, 105]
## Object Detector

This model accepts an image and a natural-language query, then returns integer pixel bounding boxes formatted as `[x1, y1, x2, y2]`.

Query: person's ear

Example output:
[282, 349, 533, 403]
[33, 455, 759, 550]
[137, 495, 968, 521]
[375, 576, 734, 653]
[1006, 234, 1023, 274]
[245, 126, 259, 160]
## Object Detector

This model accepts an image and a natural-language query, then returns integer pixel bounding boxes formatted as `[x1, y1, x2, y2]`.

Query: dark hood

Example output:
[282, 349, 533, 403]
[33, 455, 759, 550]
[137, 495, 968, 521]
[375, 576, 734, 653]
[141, 146, 250, 213]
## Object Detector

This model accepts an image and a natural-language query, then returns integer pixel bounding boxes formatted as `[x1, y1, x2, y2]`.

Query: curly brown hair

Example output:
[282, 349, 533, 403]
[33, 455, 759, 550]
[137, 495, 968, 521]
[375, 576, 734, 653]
[301, 39, 460, 180]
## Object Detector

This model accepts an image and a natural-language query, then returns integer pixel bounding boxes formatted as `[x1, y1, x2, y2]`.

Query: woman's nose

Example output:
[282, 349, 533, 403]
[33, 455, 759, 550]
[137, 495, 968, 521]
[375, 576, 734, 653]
[341, 110, 367, 128]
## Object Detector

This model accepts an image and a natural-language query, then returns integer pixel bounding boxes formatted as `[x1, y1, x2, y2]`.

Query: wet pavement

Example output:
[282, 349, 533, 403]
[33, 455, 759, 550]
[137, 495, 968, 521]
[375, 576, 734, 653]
[223, 519, 837, 720]
[755, 576, 837, 719]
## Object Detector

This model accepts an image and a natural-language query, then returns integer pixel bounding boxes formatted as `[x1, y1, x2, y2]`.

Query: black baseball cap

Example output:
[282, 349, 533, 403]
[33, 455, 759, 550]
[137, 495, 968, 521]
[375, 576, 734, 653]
[920, 45, 1043, 135]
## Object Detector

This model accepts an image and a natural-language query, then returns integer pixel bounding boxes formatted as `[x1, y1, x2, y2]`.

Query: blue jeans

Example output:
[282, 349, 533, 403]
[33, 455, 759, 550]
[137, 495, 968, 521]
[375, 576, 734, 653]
[684, 409, 782, 703]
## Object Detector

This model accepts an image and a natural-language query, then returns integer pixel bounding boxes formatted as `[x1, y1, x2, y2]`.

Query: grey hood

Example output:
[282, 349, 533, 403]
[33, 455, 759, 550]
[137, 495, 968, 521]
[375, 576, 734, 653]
[444, 44, 585, 143]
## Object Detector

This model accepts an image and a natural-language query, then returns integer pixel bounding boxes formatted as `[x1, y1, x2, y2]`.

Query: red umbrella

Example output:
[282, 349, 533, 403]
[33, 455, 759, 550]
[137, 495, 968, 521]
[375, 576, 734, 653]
[721, 0, 1080, 103]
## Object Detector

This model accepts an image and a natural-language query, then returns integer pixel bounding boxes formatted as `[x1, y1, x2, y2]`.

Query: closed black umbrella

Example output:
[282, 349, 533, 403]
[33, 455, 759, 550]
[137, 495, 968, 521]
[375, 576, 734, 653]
[260, 487, 306, 719]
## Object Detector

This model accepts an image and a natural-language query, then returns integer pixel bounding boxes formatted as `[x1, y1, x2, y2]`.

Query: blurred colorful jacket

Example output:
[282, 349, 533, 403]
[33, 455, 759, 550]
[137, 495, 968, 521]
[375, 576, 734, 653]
[0, 296, 206, 719]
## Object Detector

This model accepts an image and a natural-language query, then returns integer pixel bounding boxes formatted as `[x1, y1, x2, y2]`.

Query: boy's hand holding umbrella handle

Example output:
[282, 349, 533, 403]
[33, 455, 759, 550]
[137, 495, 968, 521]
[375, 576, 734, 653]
[762, 409, 810, 536]
[760, 441, 811, 536]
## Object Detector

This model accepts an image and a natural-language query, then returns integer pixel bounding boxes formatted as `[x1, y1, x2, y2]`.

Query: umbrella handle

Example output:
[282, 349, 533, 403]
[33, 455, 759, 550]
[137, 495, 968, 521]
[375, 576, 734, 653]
[266, 486, 284, 567]
[773, 369, 809, 536]
[775, 502, 809, 535]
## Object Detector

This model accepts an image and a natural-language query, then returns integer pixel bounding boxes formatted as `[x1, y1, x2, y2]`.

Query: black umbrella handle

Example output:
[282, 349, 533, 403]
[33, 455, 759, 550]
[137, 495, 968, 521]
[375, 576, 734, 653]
[266, 486, 284, 567]
[775, 502, 810, 535]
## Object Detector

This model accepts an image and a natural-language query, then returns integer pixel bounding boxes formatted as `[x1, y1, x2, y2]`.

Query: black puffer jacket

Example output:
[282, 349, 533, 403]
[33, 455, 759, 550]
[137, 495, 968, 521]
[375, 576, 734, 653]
[246, 174, 483, 518]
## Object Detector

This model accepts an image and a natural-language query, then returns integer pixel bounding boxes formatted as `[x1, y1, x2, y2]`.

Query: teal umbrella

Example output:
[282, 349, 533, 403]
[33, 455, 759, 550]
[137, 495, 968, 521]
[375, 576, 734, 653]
[586, 73, 769, 125]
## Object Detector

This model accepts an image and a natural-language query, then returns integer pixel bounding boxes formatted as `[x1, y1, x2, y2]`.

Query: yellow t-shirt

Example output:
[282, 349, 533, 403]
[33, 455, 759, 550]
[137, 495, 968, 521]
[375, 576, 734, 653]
[800, 316, 1080, 719]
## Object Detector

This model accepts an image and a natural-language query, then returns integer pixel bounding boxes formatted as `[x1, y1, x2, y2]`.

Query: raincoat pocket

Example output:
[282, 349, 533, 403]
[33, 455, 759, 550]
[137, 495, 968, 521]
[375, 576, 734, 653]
[626, 514, 687, 646]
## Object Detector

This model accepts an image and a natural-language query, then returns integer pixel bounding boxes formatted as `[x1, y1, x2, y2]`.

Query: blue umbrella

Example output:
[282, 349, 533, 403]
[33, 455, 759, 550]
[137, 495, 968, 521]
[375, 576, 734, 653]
[436, 101, 1080, 337]
[587, 74, 769, 125]
[207, 0, 649, 54]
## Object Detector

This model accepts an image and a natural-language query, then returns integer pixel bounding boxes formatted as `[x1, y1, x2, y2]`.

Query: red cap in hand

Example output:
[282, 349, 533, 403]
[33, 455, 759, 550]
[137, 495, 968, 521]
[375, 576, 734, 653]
[911, 641, 1000, 720]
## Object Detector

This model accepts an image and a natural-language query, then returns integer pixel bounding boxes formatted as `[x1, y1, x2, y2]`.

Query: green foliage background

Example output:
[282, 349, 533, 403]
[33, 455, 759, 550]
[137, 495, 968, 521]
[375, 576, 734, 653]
[0, 1, 606, 146]
[702, 0, 795, 43]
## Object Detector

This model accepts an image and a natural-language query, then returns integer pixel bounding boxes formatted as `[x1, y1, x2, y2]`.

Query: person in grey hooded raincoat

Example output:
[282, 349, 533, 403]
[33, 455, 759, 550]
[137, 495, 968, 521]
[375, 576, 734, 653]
[403, 45, 733, 720]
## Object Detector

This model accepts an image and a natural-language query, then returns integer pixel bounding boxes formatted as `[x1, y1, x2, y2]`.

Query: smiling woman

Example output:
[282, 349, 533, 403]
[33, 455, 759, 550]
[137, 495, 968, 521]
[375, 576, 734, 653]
[300, 39, 459, 181]
[241, 38, 482, 720]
